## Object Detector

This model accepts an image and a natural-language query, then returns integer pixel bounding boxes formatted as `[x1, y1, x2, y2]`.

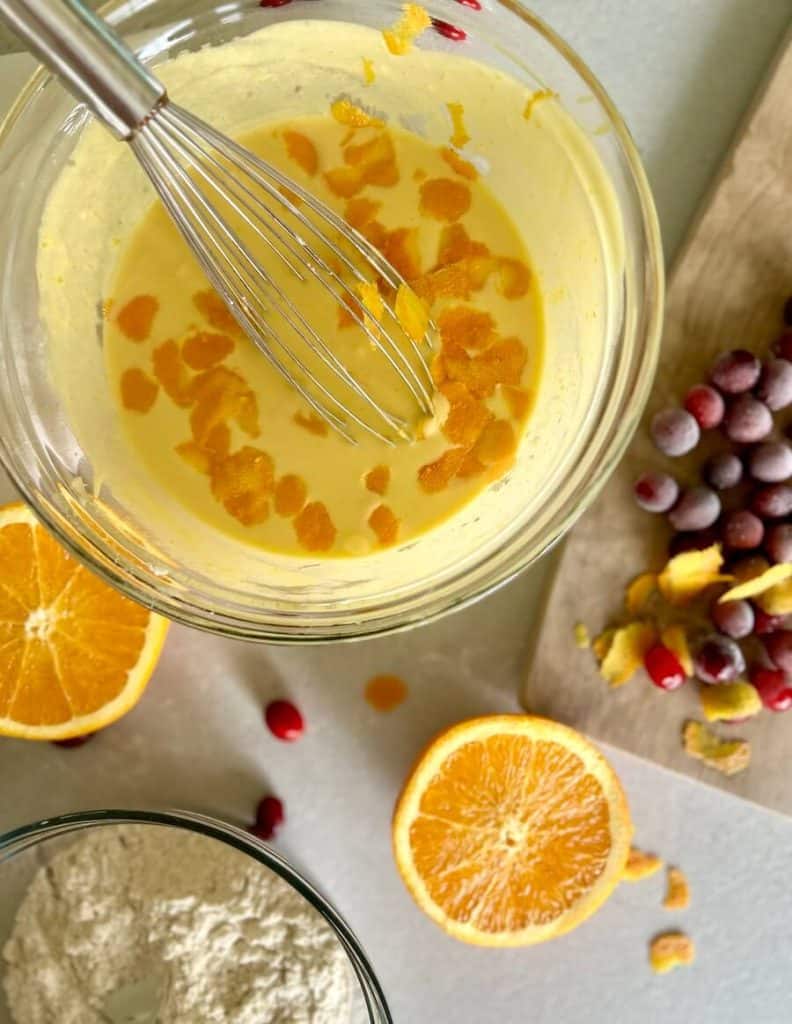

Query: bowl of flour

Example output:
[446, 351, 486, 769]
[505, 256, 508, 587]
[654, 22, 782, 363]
[0, 810, 391, 1024]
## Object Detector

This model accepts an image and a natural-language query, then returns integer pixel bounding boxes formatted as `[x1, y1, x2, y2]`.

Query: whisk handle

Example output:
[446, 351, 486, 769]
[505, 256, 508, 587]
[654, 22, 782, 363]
[0, 0, 166, 139]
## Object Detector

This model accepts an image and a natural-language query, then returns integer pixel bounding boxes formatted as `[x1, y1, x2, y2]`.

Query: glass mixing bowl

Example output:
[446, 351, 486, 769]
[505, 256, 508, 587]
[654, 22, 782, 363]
[0, 809, 391, 1024]
[0, 0, 663, 641]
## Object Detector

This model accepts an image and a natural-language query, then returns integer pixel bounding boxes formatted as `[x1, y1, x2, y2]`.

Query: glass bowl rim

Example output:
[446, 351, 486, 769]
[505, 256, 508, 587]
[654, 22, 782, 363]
[0, 0, 665, 644]
[0, 807, 393, 1023]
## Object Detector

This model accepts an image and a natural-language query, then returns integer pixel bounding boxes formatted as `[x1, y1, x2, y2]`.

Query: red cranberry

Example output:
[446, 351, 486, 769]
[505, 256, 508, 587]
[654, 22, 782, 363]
[756, 359, 792, 411]
[751, 483, 792, 519]
[711, 599, 754, 639]
[265, 699, 305, 741]
[432, 18, 467, 40]
[684, 384, 725, 429]
[644, 645, 686, 691]
[764, 630, 792, 674]
[766, 523, 792, 564]
[454, 0, 482, 7]
[651, 408, 700, 457]
[250, 796, 285, 840]
[259, 0, 292, 6]
[694, 635, 745, 684]
[668, 486, 720, 531]
[753, 608, 786, 635]
[52, 734, 94, 749]
[748, 441, 792, 484]
[723, 395, 773, 443]
[711, 349, 761, 394]
[751, 667, 792, 712]
[721, 509, 764, 551]
[703, 452, 743, 490]
[634, 471, 679, 513]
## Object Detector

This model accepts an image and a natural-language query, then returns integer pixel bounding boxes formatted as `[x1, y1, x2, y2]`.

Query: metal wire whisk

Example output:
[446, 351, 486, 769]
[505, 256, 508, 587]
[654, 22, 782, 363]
[0, 0, 435, 445]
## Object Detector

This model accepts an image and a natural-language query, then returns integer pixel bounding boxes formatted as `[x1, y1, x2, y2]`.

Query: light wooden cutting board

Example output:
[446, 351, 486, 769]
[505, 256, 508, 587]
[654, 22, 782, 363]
[524, 33, 792, 815]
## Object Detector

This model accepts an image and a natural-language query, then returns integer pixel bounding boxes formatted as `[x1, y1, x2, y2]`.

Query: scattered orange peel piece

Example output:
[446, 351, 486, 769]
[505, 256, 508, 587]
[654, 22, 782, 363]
[523, 89, 556, 120]
[626, 573, 657, 615]
[682, 720, 750, 776]
[718, 563, 792, 603]
[362, 57, 376, 85]
[657, 545, 731, 605]
[649, 932, 695, 974]
[440, 146, 478, 181]
[700, 681, 761, 723]
[356, 280, 385, 329]
[395, 284, 429, 343]
[592, 628, 615, 662]
[660, 625, 694, 677]
[382, 3, 432, 55]
[330, 98, 383, 128]
[574, 623, 590, 649]
[446, 102, 470, 148]
[622, 847, 663, 882]
[663, 867, 690, 911]
[598, 622, 657, 687]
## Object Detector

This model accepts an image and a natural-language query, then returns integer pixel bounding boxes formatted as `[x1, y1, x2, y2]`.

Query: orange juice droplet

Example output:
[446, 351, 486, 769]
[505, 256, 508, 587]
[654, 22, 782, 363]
[365, 674, 408, 712]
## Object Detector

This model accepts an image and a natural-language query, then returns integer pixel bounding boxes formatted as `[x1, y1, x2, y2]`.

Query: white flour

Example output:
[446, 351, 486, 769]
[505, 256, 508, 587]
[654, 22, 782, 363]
[2, 826, 352, 1024]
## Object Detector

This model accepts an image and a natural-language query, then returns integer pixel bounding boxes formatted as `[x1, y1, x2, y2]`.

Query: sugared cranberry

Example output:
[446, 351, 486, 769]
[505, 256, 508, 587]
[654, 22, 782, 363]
[723, 395, 773, 443]
[756, 359, 792, 411]
[684, 384, 725, 429]
[703, 452, 743, 491]
[644, 644, 686, 690]
[751, 483, 792, 519]
[766, 523, 792, 564]
[753, 608, 786, 635]
[711, 349, 761, 393]
[651, 408, 700, 457]
[432, 18, 466, 40]
[634, 471, 679, 513]
[668, 486, 720, 532]
[721, 509, 764, 551]
[751, 667, 792, 712]
[748, 441, 792, 484]
[711, 599, 754, 639]
[694, 635, 745, 684]
[764, 630, 792, 674]
[250, 796, 285, 840]
[265, 699, 305, 741]
[52, 734, 94, 749]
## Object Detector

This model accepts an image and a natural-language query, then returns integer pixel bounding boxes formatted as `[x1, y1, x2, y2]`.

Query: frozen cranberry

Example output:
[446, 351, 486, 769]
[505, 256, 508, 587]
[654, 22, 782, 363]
[751, 667, 792, 711]
[756, 358, 792, 411]
[52, 734, 94, 749]
[751, 483, 792, 519]
[766, 523, 792, 564]
[265, 699, 305, 741]
[644, 644, 686, 690]
[694, 635, 745, 684]
[250, 796, 285, 840]
[748, 441, 792, 484]
[668, 486, 720, 532]
[703, 452, 743, 491]
[764, 630, 792, 674]
[684, 384, 725, 429]
[433, 18, 466, 40]
[753, 608, 786, 635]
[711, 599, 754, 639]
[711, 349, 761, 393]
[668, 527, 719, 557]
[721, 509, 764, 550]
[773, 330, 792, 359]
[723, 395, 773, 443]
[650, 408, 700, 456]
[634, 471, 679, 513]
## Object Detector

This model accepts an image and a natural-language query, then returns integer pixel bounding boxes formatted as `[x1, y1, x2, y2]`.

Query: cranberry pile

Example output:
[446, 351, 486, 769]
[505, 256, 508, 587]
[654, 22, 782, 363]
[634, 299, 792, 711]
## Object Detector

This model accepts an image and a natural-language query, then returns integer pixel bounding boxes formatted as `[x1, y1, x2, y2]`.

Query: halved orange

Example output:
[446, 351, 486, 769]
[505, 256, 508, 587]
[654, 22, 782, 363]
[393, 715, 632, 946]
[0, 502, 169, 740]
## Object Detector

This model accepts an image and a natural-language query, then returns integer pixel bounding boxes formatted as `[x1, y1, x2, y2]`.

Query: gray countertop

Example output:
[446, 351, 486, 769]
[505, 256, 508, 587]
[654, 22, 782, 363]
[1, 3, 791, 1022]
